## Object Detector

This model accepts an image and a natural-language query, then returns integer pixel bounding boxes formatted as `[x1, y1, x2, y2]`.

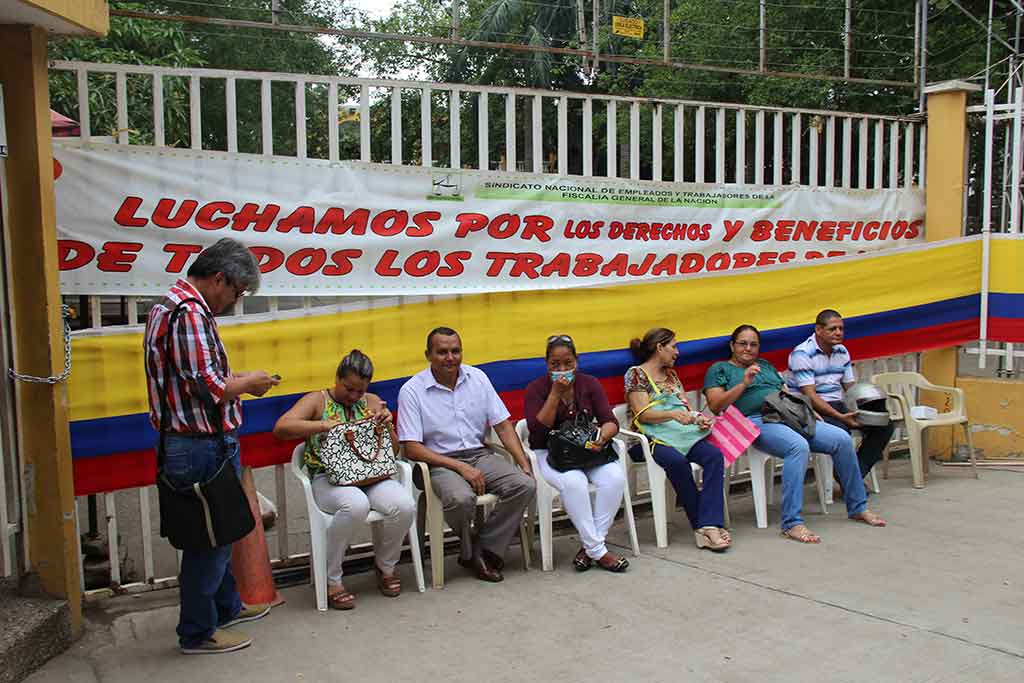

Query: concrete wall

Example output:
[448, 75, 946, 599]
[957, 377, 1024, 459]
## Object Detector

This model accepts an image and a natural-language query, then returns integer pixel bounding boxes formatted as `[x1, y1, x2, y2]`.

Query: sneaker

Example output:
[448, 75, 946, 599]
[181, 629, 252, 655]
[221, 603, 271, 629]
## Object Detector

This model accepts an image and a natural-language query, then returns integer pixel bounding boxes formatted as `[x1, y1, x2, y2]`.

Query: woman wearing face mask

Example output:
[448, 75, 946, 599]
[626, 327, 731, 551]
[273, 349, 414, 609]
[524, 335, 629, 572]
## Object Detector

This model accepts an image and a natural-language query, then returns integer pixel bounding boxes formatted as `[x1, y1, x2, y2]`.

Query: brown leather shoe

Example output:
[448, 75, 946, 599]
[480, 548, 505, 572]
[457, 554, 504, 582]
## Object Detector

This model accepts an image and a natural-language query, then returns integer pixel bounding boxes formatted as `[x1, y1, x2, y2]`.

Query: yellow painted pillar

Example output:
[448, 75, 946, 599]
[921, 81, 981, 460]
[0, 25, 82, 636]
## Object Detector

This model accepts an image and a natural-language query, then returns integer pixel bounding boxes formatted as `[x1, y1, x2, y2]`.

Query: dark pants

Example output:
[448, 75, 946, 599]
[162, 432, 243, 648]
[825, 400, 896, 478]
[630, 439, 725, 529]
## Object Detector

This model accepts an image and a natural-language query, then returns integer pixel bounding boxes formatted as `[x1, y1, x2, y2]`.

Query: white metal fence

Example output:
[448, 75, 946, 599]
[50, 60, 925, 186]
[51, 60, 927, 334]
[966, 88, 1024, 376]
[47, 61, 928, 598]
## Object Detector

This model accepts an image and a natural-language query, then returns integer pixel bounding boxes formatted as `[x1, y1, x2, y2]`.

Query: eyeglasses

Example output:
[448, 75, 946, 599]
[734, 340, 760, 348]
[229, 283, 247, 300]
[547, 334, 574, 344]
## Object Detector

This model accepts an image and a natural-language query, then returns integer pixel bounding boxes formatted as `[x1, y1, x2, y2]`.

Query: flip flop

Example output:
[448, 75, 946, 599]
[781, 524, 821, 544]
[850, 511, 887, 527]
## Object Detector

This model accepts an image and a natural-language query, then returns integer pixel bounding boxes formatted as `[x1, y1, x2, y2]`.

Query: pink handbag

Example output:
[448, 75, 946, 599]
[706, 405, 760, 465]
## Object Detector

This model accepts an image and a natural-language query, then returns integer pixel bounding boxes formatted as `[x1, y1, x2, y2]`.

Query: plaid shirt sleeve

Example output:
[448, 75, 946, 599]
[169, 303, 228, 405]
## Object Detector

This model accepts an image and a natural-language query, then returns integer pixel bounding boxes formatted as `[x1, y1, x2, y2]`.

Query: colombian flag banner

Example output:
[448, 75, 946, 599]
[68, 235, 1023, 495]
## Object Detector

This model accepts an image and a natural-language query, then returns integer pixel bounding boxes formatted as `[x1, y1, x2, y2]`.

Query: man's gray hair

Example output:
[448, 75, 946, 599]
[187, 238, 261, 293]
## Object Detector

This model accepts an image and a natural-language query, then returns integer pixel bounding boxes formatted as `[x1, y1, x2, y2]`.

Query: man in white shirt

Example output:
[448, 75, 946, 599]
[398, 327, 535, 582]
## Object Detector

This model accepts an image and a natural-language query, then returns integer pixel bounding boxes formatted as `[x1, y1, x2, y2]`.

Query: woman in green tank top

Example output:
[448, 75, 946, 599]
[274, 350, 412, 610]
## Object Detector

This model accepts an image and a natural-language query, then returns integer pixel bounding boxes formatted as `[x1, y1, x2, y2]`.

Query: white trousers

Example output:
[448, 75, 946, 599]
[534, 449, 626, 560]
[311, 476, 415, 584]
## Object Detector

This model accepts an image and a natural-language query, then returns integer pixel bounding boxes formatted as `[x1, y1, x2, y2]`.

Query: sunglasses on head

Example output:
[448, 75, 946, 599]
[547, 334, 573, 345]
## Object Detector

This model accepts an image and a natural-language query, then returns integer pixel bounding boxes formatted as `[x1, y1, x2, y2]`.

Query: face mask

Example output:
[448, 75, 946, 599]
[550, 370, 575, 383]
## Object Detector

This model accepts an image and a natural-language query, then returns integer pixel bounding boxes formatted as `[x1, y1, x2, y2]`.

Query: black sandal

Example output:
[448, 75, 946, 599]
[573, 547, 593, 572]
[596, 553, 629, 573]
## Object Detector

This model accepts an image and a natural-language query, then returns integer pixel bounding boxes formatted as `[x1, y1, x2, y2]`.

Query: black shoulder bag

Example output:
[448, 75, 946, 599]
[546, 411, 618, 473]
[155, 298, 255, 551]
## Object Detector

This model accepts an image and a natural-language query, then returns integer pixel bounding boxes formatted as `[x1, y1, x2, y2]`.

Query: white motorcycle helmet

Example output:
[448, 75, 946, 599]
[843, 382, 891, 426]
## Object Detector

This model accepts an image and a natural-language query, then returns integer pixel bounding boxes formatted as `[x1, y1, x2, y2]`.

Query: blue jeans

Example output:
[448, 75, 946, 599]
[749, 416, 867, 531]
[630, 439, 725, 529]
[162, 432, 243, 648]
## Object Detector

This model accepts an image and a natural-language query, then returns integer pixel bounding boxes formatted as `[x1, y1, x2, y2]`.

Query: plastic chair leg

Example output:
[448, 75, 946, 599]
[963, 422, 979, 479]
[310, 522, 328, 612]
[648, 466, 669, 548]
[749, 452, 769, 529]
[822, 457, 835, 504]
[813, 454, 830, 514]
[537, 490, 554, 572]
[722, 471, 731, 529]
[868, 466, 881, 494]
[415, 498, 428, 562]
[766, 459, 775, 506]
[407, 514, 426, 593]
[425, 493, 447, 589]
[622, 480, 641, 557]
[519, 511, 532, 571]
[908, 427, 926, 489]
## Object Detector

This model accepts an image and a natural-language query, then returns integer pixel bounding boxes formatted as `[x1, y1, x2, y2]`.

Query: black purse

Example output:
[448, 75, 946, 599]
[154, 298, 255, 551]
[546, 411, 618, 473]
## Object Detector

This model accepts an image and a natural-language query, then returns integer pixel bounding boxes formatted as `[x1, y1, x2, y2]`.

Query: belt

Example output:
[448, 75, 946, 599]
[163, 429, 238, 439]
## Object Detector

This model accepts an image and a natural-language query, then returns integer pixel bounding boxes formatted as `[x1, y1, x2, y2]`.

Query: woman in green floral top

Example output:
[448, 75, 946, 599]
[274, 350, 412, 610]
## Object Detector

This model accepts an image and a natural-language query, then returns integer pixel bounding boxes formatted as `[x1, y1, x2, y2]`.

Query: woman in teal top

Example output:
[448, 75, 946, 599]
[703, 355, 784, 416]
[703, 325, 887, 544]
[274, 350, 413, 610]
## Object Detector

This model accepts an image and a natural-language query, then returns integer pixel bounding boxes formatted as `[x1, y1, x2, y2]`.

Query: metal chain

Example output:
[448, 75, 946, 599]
[8, 304, 73, 385]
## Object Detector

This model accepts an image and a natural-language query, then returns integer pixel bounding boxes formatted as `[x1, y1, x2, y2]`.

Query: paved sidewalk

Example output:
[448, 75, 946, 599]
[28, 461, 1024, 682]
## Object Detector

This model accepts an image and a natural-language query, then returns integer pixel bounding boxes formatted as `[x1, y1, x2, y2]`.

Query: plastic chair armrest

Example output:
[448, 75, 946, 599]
[412, 460, 431, 493]
[949, 386, 967, 415]
[913, 377, 956, 394]
[617, 427, 646, 442]
[483, 439, 514, 462]
[611, 437, 632, 470]
[885, 392, 909, 421]
[619, 428, 652, 464]
[394, 459, 412, 490]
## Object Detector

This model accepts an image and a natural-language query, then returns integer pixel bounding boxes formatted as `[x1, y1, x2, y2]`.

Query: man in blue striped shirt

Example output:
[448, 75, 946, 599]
[787, 309, 895, 479]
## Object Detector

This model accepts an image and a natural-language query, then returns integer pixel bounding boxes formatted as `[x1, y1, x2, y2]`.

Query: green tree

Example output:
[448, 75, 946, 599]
[48, 0, 362, 155]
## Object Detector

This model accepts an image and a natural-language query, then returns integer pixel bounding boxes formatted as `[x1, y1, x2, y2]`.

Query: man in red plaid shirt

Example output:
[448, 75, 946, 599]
[144, 238, 279, 654]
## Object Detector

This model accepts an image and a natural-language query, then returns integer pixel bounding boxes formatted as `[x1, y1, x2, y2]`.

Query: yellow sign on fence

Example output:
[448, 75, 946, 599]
[612, 16, 644, 39]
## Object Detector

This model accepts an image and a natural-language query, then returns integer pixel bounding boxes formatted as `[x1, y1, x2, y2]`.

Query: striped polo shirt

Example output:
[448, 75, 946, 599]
[786, 334, 856, 402]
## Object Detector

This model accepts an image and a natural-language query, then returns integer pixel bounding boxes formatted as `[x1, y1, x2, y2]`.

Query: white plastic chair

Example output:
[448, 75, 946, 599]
[514, 419, 639, 571]
[819, 431, 881, 505]
[290, 443, 426, 611]
[411, 441, 532, 589]
[611, 403, 723, 547]
[747, 446, 831, 529]
[871, 371, 978, 488]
